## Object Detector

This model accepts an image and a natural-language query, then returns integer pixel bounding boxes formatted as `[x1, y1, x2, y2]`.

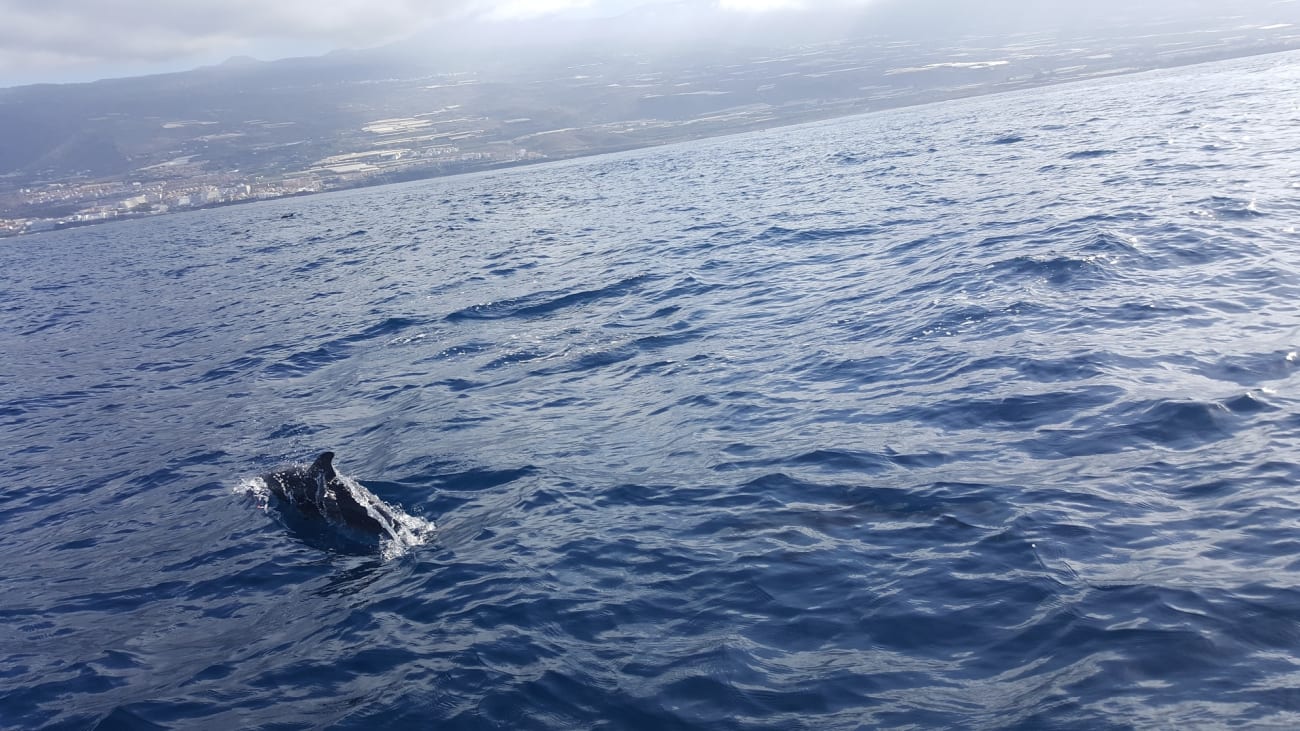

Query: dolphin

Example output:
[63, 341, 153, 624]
[261, 452, 401, 538]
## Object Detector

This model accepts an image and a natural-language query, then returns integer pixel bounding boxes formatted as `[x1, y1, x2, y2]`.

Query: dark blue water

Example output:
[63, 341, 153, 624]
[3, 51, 1300, 729]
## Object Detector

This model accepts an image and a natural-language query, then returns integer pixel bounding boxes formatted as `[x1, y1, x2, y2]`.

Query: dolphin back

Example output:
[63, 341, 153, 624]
[330, 483, 397, 537]
[259, 451, 427, 552]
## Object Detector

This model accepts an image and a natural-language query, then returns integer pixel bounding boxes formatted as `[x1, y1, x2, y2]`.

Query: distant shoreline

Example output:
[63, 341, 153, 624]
[5, 42, 1297, 241]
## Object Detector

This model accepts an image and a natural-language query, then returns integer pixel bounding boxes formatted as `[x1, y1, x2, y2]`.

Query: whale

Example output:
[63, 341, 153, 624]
[260, 451, 403, 540]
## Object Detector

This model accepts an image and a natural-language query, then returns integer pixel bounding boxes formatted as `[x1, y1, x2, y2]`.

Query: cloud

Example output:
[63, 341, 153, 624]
[1, 0, 868, 83]
[0, 0, 907, 84]
[718, 0, 873, 12]
[484, 0, 597, 20]
[718, 0, 802, 11]
[0, 0, 473, 83]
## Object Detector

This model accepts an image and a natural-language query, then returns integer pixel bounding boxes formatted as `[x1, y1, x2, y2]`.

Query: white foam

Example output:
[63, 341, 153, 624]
[234, 476, 273, 511]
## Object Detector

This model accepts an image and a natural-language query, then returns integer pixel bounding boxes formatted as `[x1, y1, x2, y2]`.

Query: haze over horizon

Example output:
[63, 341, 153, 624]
[3, 0, 1291, 88]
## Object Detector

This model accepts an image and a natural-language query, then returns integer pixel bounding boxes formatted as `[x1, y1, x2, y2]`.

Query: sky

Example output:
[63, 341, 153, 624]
[0, 0, 863, 86]
[0, 0, 1278, 88]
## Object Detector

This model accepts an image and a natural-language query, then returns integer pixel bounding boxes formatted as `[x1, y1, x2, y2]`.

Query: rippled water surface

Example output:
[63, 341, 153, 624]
[4, 52, 1300, 729]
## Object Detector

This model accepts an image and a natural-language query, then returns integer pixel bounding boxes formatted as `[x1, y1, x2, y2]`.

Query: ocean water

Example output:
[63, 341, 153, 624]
[3, 50, 1300, 729]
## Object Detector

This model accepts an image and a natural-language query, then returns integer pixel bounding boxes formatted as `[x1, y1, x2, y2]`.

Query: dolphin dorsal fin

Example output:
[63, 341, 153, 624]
[309, 452, 336, 481]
